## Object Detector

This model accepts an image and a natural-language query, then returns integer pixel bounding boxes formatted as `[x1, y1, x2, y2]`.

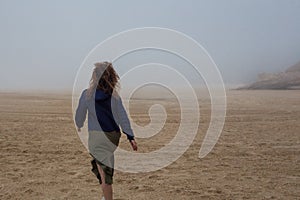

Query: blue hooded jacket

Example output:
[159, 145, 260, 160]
[75, 89, 134, 140]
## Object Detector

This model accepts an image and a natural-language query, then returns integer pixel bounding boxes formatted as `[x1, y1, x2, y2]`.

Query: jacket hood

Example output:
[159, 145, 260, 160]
[95, 89, 110, 100]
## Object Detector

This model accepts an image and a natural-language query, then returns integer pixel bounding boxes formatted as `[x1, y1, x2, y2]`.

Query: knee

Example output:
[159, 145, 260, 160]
[101, 183, 112, 189]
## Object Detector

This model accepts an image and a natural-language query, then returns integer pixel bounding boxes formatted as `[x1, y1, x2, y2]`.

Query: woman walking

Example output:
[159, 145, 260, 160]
[75, 62, 137, 200]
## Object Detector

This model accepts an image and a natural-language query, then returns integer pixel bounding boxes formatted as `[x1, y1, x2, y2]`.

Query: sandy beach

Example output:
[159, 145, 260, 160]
[0, 90, 299, 199]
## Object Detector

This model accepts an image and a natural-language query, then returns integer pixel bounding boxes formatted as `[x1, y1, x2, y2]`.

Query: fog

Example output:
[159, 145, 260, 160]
[1, 0, 300, 92]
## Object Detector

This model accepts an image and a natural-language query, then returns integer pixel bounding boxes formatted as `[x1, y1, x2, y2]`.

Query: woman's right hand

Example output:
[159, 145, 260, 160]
[130, 140, 138, 151]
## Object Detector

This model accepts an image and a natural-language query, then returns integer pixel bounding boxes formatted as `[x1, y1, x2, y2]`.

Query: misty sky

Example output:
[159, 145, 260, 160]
[1, 0, 300, 91]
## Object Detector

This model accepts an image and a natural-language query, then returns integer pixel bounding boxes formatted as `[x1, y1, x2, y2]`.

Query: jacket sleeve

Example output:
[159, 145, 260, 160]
[114, 95, 135, 141]
[75, 90, 87, 128]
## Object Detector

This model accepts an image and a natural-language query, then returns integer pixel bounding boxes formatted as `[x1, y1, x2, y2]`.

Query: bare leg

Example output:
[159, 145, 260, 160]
[96, 163, 113, 200]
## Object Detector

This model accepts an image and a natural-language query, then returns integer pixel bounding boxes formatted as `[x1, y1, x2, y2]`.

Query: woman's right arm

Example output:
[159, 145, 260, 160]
[113, 94, 137, 151]
[115, 95, 135, 140]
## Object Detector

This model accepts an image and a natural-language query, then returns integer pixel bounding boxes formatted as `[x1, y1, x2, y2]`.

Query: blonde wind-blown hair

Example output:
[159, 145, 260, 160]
[86, 62, 120, 98]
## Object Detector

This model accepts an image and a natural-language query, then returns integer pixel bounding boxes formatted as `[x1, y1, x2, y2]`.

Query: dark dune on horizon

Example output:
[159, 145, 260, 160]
[239, 61, 300, 90]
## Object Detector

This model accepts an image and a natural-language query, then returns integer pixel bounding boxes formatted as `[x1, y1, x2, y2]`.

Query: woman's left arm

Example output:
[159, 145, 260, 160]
[75, 90, 87, 130]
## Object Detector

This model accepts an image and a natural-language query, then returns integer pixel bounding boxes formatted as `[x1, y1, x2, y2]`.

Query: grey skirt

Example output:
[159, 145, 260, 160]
[88, 130, 121, 169]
